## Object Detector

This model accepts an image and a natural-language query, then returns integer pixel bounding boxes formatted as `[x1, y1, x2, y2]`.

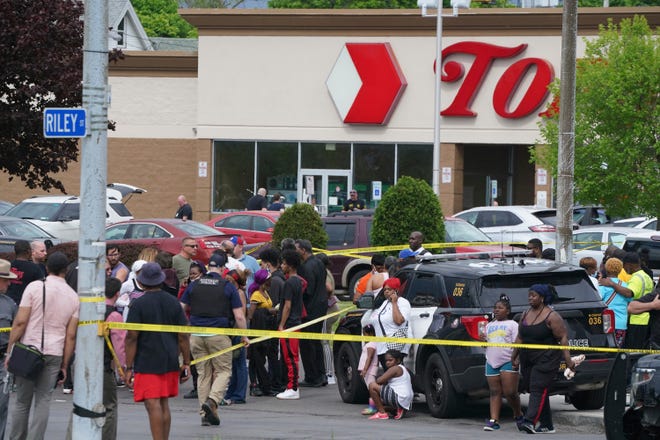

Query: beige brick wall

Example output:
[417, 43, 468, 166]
[0, 138, 215, 222]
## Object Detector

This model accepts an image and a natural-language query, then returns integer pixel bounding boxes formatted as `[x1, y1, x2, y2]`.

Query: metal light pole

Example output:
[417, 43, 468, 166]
[74, 0, 109, 437]
[418, 0, 469, 197]
[556, 0, 577, 263]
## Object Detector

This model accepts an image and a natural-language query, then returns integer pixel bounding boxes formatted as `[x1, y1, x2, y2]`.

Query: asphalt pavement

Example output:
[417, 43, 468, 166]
[5, 380, 606, 439]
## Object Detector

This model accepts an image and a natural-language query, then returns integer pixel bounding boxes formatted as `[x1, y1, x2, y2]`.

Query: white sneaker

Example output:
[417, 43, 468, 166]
[63, 388, 73, 394]
[276, 388, 300, 400]
[327, 375, 336, 385]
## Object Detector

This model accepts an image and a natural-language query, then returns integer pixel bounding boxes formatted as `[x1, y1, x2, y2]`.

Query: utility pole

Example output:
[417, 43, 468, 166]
[73, 0, 108, 437]
[556, 0, 577, 264]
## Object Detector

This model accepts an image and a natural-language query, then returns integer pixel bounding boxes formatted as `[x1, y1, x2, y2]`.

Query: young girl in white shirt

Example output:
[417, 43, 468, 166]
[367, 349, 413, 421]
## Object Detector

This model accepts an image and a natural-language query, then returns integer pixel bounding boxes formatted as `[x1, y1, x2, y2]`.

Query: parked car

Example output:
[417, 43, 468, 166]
[572, 205, 612, 226]
[5, 183, 146, 241]
[0, 201, 14, 215]
[571, 226, 641, 266]
[0, 216, 59, 254]
[105, 219, 232, 264]
[453, 205, 557, 246]
[334, 254, 617, 418]
[623, 231, 660, 281]
[206, 210, 281, 244]
[614, 217, 658, 230]
[623, 354, 660, 439]
[322, 211, 505, 296]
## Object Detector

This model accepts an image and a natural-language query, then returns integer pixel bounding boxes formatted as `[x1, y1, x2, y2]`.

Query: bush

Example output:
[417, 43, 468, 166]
[371, 176, 445, 248]
[271, 203, 328, 250]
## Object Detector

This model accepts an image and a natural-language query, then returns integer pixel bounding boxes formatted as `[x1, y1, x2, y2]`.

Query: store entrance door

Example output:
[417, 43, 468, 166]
[298, 169, 351, 216]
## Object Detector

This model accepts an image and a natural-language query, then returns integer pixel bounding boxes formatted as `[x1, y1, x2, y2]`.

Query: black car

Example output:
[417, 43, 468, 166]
[333, 253, 618, 418]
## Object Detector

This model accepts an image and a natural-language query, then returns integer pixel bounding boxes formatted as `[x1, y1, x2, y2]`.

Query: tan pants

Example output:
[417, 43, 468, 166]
[191, 334, 232, 413]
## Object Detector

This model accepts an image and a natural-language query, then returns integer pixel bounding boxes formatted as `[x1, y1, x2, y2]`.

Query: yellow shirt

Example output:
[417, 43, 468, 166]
[250, 290, 273, 310]
[628, 270, 654, 326]
[618, 269, 632, 283]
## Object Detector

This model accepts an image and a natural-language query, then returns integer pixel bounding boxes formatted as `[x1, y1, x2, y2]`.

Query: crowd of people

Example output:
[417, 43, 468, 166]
[0, 220, 657, 438]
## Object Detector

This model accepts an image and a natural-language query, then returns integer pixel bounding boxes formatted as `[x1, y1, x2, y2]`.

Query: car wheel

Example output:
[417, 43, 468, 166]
[424, 352, 463, 418]
[348, 269, 370, 296]
[571, 387, 606, 410]
[335, 342, 368, 404]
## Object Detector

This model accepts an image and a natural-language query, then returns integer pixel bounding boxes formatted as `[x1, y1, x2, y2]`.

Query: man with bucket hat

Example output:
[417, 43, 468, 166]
[0, 259, 17, 438]
[124, 262, 191, 439]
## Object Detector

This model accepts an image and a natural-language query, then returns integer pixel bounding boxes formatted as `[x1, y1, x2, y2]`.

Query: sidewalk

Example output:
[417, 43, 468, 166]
[520, 394, 604, 434]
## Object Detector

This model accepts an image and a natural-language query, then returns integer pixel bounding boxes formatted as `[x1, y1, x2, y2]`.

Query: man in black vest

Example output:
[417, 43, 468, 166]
[180, 254, 249, 427]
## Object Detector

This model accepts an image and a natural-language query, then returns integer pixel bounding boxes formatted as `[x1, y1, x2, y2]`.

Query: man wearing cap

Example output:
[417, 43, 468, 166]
[180, 254, 249, 426]
[6, 251, 80, 440]
[220, 240, 246, 273]
[124, 263, 191, 439]
[0, 259, 17, 439]
[342, 189, 366, 212]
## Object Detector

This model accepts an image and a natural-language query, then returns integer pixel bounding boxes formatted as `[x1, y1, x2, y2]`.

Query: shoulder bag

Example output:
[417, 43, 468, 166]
[8, 281, 46, 380]
[377, 303, 409, 352]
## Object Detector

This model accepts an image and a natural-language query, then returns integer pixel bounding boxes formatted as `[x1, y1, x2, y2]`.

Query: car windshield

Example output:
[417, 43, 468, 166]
[445, 220, 492, 242]
[0, 219, 54, 238]
[479, 271, 598, 308]
[176, 221, 226, 237]
[5, 202, 62, 220]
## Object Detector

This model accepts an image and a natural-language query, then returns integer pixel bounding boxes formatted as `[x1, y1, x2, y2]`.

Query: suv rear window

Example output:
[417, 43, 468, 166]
[110, 202, 132, 217]
[624, 238, 660, 271]
[325, 222, 357, 247]
[479, 272, 598, 308]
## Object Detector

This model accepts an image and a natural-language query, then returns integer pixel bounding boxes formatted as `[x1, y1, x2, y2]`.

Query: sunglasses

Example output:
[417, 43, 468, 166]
[185, 244, 198, 248]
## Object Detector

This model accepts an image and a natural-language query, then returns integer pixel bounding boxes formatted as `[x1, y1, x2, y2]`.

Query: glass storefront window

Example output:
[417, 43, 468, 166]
[213, 141, 255, 211]
[353, 143, 395, 209]
[257, 142, 299, 205]
[397, 144, 433, 185]
[301, 143, 350, 169]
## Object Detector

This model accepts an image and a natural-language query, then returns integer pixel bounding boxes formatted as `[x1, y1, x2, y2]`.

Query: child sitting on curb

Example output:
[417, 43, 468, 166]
[367, 349, 413, 420]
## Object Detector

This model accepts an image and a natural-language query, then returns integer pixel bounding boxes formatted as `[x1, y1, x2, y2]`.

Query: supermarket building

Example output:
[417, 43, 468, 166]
[3, 7, 658, 220]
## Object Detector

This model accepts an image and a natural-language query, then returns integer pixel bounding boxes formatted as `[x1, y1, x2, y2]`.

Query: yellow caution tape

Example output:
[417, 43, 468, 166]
[78, 297, 105, 303]
[0, 327, 10, 333]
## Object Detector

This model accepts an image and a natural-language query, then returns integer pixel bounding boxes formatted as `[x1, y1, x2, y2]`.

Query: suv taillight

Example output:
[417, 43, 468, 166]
[602, 309, 615, 334]
[460, 316, 488, 341]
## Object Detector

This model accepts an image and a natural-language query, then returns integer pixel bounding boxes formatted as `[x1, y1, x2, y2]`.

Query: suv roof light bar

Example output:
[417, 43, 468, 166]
[417, 250, 532, 262]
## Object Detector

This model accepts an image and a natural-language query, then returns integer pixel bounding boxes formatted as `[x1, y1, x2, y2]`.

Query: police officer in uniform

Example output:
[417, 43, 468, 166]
[180, 254, 249, 427]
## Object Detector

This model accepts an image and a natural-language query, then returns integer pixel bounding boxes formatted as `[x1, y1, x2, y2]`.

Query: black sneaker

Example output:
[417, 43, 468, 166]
[535, 426, 555, 434]
[202, 398, 220, 426]
[519, 421, 537, 434]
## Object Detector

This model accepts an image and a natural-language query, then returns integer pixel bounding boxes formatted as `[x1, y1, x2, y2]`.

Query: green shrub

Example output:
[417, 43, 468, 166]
[372, 176, 445, 248]
[271, 203, 328, 250]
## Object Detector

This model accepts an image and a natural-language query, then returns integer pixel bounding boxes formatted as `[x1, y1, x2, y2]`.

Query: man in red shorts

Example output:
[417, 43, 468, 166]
[124, 263, 191, 440]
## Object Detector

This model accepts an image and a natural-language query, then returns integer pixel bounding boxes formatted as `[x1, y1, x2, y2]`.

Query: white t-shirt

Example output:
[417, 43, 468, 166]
[389, 364, 414, 410]
[371, 297, 411, 355]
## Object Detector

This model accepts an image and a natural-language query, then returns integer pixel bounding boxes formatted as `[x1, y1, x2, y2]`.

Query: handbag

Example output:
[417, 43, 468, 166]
[8, 281, 46, 380]
[377, 303, 409, 352]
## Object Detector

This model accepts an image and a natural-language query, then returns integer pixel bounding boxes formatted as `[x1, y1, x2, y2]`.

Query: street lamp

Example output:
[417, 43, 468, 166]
[417, 0, 470, 197]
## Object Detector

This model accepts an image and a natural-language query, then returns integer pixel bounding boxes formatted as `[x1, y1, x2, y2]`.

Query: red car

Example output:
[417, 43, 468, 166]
[206, 210, 281, 244]
[105, 219, 233, 264]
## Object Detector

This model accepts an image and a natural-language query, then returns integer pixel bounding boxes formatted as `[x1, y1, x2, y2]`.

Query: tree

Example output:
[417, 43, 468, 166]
[371, 176, 445, 248]
[0, 0, 84, 192]
[132, 0, 197, 38]
[534, 16, 659, 219]
[271, 203, 328, 249]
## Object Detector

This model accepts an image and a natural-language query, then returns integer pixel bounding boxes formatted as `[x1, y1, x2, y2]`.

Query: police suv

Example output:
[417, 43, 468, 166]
[333, 252, 617, 418]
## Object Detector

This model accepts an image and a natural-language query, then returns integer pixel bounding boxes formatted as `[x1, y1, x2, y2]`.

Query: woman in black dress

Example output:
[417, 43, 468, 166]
[511, 284, 575, 434]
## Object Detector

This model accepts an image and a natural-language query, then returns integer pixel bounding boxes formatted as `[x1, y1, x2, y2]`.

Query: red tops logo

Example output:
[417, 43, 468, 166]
[440, 42, 554, 119]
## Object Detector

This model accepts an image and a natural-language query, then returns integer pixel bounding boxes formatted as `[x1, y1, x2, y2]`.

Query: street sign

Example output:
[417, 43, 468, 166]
[43, 108, 87, 138]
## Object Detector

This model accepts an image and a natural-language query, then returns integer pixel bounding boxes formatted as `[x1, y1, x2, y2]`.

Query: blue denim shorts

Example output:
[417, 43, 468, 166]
[485, 361, 518, 376]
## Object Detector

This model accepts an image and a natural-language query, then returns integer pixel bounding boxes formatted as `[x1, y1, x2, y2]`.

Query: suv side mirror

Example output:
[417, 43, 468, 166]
[356, 293, 374, 309]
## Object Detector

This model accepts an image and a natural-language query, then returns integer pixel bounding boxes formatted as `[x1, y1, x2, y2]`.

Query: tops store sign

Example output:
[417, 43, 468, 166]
[326, 41, 553, 125]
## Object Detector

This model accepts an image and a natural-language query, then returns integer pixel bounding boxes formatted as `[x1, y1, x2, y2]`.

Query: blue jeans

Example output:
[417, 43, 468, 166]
[224, 338, 247, 403]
